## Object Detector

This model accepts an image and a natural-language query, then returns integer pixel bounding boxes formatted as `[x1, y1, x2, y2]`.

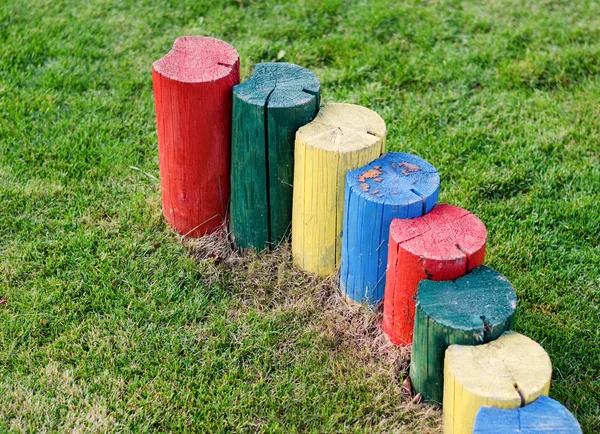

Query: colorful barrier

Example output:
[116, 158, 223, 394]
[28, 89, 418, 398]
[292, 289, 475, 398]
[291, 103, 386, 276]
[230, 63, 320, 251]
[410, 266, 517, 404]
[151, 38, 584, 433]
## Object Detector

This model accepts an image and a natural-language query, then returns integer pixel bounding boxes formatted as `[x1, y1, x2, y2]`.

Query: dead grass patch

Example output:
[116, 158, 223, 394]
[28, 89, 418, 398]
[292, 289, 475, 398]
[185, 223, 442, 432]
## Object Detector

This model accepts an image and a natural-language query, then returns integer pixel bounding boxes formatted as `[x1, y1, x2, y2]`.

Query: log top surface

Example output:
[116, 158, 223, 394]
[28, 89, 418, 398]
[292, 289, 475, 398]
[473, 396, 582, 433]
[234, 62, 320, 109]
[417, 266, 517, 330]
[390, 203, 487, 260]
[297, 103, 386, 152]
[153, 36, 240, 83]
[446, 332, 552, 404]
[345, 152, 439, 206]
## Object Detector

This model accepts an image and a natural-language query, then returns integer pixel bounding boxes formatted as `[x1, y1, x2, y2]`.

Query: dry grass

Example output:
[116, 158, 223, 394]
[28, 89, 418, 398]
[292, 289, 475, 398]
[185, 224, 442, 433]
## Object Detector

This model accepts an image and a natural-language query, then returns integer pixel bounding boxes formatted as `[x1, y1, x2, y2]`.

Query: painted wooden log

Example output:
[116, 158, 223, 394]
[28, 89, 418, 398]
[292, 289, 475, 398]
[410, 266, 517, 405]
[339, 153, 440, 305]
[383, 204, 487, 346]
[152, 36, 240, 237]
[292, 103, 386, 276]
[443, 332, 552, 434]
[230, 63, 320, 251]
[473, 395, 582, 433]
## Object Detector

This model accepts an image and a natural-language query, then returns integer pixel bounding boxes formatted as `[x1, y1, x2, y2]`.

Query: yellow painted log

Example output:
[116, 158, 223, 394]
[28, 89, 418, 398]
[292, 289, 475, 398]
[292, 103, 386, 276]
[443, 332, 552, 434]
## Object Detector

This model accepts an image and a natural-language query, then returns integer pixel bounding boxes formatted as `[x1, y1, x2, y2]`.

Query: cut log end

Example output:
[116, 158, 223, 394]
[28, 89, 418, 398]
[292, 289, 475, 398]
[153, 36, 240, 83]
[297, 103, 386, 153]
[473, 396, 582, 434]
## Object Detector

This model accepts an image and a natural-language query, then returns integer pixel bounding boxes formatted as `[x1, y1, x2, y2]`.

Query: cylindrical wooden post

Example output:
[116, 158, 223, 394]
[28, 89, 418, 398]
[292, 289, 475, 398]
[152, 36, 240, 237]
[339, 153, 440, 305]
[410, 266, 517, 405]
[473, 396, 581, 434]
[230, 63, 320, 251]
[443, 332, 552, 434]
[473, 396, 582, 433]
[292, 103, 386, 276]
[382, 204, 487, 346]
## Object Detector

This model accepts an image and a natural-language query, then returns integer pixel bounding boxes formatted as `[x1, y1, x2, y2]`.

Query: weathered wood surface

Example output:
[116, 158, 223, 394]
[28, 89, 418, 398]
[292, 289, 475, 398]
[383, 204, 487, 345]
[152, 36, 240, 237]
[443, 332, 552, 434]
[230, 63, 320, 251]
[292, 103, 386, 276]
[339, 153, 440, 305]
[473, 395, 582, 433]
[410, 266, 517, 405]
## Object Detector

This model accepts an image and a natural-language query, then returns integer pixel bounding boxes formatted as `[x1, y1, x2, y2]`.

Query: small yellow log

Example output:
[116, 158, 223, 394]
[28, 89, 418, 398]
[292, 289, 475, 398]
[443, 332, 552, 434]
[292, 103, 386, 276]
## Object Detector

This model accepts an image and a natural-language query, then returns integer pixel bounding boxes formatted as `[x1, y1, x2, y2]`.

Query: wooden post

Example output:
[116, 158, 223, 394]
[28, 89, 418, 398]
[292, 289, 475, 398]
[443, 332, 552, 434]
[409, 266, 517, 405]
[230, 63, 320, 251]
[339, 153, 440, 305]
[382, 204, 487, 345]
[473, 396, 582, 433]
[152, 36, 240, 237]
[292, 103, 386, 276]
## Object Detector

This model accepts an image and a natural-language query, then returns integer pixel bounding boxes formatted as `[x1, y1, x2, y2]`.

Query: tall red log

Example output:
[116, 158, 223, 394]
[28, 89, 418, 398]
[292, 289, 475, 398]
[152, 36, 240, 237]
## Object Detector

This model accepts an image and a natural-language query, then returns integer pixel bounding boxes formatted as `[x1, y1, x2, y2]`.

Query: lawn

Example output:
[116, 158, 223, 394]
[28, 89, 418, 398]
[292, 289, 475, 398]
[0, 0, 599, 432]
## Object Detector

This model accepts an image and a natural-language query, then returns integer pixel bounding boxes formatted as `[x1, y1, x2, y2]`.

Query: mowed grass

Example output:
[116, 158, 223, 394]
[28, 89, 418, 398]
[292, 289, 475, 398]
[0, 0, 599, 432]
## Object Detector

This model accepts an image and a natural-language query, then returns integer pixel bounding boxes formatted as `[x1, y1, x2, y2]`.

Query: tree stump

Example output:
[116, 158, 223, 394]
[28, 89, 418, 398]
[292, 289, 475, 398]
[473, 395, 582, 433]
[409, 266, 517, 405]
[292, 103, 386, 276]
[230, 63, 320, 251]
[443, 332, 552, 434]
[152, 36, 240, 237]
[382, 204, 487, 345]
[339, 153, 440, 305]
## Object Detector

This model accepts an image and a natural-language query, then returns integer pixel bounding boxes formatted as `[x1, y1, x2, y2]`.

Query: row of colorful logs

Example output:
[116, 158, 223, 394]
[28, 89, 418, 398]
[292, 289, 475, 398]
[151, 36, 581, 433]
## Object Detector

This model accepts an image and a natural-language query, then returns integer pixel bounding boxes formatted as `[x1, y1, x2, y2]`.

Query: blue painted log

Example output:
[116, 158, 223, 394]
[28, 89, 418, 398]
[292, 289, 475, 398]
[340, 152, 440, 305]
[473, 395, 582, 433]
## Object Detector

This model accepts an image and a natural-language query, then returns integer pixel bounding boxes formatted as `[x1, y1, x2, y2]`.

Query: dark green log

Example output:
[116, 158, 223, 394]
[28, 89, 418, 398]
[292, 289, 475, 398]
[230, 63, 320, 251]
[409, 266, 517, 405]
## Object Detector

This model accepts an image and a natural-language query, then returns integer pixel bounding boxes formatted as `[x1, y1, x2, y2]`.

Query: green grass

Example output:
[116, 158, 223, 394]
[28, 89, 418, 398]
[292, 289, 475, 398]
[1, 0, 599, 432]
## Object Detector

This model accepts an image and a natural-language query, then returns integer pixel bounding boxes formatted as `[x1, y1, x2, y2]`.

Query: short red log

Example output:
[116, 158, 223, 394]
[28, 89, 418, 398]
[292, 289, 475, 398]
[152, 36, 240, 237]
[382, 204, 487, 345]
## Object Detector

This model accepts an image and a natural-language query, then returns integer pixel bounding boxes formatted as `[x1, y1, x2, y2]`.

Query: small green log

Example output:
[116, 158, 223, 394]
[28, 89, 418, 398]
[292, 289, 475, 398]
[409, 266, 517, 405]
[230, 63, 320, 251]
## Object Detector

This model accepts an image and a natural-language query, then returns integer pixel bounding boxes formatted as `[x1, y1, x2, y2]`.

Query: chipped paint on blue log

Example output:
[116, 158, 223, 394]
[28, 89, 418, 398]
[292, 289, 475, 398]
[230, 62, 320, 251]
[340, 152, 440, 305]
[473, 396, 582, 434]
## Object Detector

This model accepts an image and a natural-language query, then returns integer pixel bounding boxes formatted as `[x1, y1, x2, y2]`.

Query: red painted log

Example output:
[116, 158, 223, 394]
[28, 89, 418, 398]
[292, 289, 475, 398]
[382, 204, 487, 346]
[152, 36, 240, 237]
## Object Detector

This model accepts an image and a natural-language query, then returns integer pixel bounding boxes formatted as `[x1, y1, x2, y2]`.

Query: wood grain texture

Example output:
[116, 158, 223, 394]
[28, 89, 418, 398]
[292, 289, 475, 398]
[443, 332, 552, 434]
[382, 204, 487, 346]
[230, 63, 320, 251]
[291, 103, 386, 276]
[410, 266, 517, 405]
[339, 153, 440, 305]
[473, 395, 582, 433]
[152, 36, 240, 237]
